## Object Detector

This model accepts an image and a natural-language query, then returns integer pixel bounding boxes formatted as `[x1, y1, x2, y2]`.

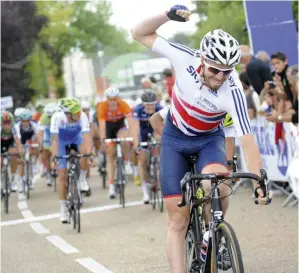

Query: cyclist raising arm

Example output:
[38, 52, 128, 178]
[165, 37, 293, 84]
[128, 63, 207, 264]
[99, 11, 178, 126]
[131, 5, 270, 273]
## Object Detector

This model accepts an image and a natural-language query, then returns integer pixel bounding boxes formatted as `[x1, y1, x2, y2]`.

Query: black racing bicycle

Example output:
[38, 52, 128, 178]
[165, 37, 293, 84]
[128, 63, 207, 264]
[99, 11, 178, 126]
[23, 142, 39, 200]
[56, 146, 91, 233]
[140, 134, 163, 212]
[105, 137, 133, 208]
[178, 155, 270, 273]
[1, 149, 19, 214]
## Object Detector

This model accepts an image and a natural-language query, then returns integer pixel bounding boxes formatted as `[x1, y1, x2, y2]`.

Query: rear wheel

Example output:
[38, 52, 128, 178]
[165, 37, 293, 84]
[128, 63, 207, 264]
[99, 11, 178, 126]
[210, 221, 244, 273]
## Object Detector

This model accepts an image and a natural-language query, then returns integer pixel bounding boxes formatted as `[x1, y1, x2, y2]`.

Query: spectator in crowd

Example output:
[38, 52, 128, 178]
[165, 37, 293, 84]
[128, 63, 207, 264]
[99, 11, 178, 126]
[140, 76, 152, 89]
[270, 52, 293, 102]
[140, 76, 163, 104]
[162, 68, 175, 98]
[256, 50, 271, 67]
[239, 71, 261, 119]
[240, 45, 272, 95]
[267, 64, 298, 125]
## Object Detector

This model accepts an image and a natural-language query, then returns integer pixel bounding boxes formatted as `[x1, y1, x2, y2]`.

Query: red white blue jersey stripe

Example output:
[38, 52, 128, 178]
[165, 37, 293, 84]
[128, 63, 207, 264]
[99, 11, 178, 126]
[152, 36, 252, 137]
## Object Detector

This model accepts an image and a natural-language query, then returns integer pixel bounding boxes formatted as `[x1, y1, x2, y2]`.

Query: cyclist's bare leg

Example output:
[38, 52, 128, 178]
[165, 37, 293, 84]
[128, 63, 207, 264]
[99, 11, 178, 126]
[201, 164, 230, 223]
[138, 150, 148, 182]
[165, 197, 190, 273]
[9, 147, 18, 174]
[58, 169, 68, 200]
[42, 149, 51, 171]
[118, 129, 129, 161]
[8, 147, 18, 189]
[107, 144, 116, 184]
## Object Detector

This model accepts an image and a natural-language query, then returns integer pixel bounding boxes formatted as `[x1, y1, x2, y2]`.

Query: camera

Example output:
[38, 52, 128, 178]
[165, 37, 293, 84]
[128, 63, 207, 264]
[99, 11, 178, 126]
[267, 81, 276, 89]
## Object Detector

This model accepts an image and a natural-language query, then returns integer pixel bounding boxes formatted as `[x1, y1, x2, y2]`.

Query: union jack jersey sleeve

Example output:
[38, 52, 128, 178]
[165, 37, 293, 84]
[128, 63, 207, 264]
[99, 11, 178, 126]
[223, 71, 252, 137]
[152, 36, 198, 72]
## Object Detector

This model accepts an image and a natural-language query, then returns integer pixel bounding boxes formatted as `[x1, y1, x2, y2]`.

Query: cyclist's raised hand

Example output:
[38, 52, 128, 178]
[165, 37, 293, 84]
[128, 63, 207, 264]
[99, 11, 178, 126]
[167, 5, 191, 22]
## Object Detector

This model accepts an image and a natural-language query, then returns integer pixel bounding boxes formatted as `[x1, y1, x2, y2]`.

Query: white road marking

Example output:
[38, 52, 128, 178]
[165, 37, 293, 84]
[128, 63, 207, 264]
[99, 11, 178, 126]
[21, 209, 34, 219]
[1, 200, 144, 227]
[46, 235, 79, 254]
[29, 222, 50, 234]
[17, 201, 28, 210]
[75, 257, 114, 273]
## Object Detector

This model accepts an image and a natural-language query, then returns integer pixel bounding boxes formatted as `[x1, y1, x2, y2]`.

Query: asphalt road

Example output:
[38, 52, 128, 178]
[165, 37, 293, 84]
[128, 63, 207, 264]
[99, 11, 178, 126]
[1, 168, 298, 273]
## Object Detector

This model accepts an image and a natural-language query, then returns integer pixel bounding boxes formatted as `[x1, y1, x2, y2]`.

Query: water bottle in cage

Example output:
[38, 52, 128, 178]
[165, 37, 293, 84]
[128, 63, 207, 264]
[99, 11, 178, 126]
[200, 231, 209, 262]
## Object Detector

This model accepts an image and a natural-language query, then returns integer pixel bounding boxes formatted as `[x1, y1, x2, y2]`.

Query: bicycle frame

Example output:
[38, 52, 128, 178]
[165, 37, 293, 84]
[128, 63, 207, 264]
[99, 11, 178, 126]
[179, 169, 269, 272]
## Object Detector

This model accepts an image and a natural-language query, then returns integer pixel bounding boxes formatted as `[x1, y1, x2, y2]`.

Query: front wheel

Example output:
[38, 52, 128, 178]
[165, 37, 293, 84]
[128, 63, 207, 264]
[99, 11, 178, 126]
[25, 161, 31, 200]
[210, 221, 244, 273]
[3, 168, 10, 214]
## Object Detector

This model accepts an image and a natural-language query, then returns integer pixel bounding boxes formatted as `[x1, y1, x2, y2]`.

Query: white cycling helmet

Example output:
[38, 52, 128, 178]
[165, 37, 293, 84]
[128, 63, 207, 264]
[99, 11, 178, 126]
[14, 107, 25, 118]
[44, 102, 57, 116]
[81, 101, 91, 109]
[200, 29, 241, 67]
[104, 87, 119, 98]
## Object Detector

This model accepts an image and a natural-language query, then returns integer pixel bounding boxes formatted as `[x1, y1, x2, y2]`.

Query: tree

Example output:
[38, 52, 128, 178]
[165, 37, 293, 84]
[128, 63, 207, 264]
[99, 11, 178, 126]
[26, 0, 144, 98]
[191, 1, 248, 49]
[191, 0, 298, 50]
[1, 1, 47, 107]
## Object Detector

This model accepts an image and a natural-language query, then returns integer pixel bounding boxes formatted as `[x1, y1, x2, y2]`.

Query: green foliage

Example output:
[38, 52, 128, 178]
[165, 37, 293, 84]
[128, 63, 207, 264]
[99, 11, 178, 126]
[26, 43, 51, 98]
[192, 0, 298, 50]
[26, 0, 142, 98]
[191, 1, 248, 49]
[292, 0, 298, 21]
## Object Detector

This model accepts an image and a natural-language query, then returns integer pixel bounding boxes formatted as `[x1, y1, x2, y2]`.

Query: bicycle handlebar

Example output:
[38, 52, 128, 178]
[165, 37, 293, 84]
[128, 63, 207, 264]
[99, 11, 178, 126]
[140, 140, 161, 147]
[23, 143, 40, 148]
[55, 153, 92, 159]
[1, 152, 21, 157]
[104, 137, 133, 143]
[178, 169, 269, 207]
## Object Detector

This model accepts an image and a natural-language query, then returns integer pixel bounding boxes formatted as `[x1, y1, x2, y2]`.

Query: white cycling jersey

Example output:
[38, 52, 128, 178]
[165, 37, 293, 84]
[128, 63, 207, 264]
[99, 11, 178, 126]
[152, 36, 251, 137]
[14, 121, 40, 140]
[159, 105, 171, 122]
[50, 111, 90, 141]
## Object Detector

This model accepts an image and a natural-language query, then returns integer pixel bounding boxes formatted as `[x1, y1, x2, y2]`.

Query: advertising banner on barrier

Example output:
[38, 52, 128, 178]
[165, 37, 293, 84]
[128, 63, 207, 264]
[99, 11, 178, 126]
[250, 116, 294, 181]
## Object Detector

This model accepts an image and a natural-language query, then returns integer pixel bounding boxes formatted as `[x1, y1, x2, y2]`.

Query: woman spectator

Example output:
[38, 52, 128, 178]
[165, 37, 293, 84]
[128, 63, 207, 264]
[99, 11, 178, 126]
[267, 64, 298, 125]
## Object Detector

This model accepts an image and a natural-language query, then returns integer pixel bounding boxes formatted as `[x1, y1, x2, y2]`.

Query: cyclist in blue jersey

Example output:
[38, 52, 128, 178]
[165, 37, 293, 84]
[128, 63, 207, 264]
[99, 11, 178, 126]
[50, 98, 92, 223]
[131, 90, 163, 203]
[39, 102, 57, 186]
[131, 5, 271, 272]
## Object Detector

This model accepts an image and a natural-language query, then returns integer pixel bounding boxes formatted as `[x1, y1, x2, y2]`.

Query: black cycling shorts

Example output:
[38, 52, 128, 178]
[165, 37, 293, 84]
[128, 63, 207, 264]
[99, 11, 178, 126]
[106, 118, 126, 139]
[1, 137, 15, 153]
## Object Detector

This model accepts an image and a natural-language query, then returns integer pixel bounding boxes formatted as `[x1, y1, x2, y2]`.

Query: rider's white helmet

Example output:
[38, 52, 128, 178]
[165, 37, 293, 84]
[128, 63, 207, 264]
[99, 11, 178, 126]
[81, 101, 91, 109]
[200, 29, 241, 67]
[104, 87, 119, 98]
[44, 102, 57, 116]
[14, 107, 25, 118]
